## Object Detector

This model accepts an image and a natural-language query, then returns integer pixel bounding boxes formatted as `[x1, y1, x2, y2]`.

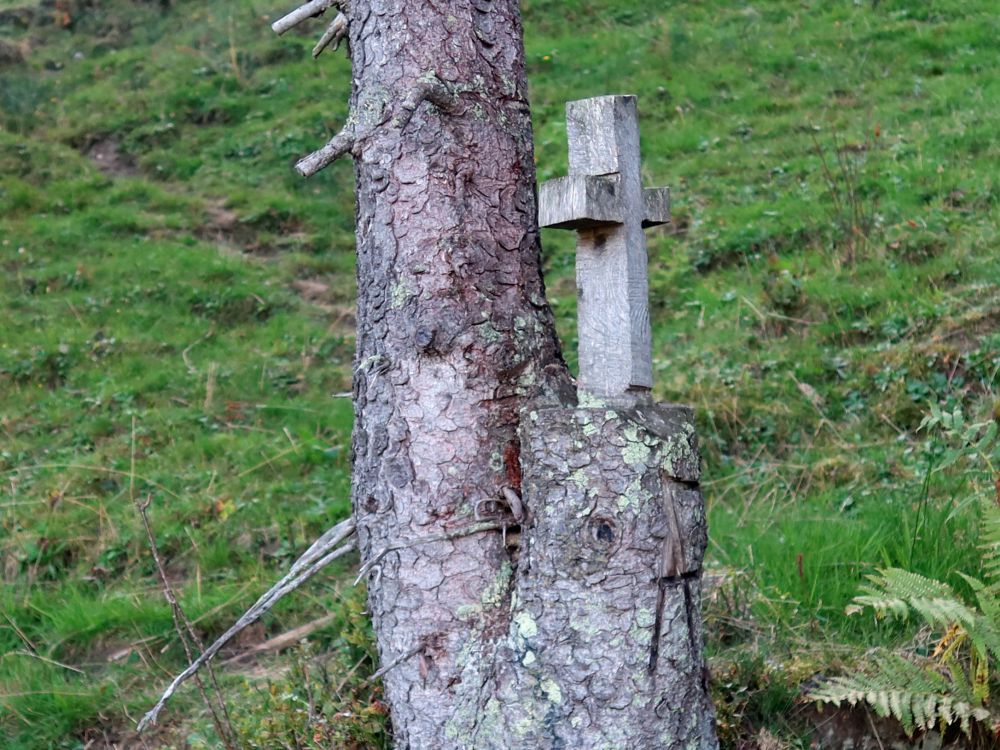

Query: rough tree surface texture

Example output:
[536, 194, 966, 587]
[344, 1, 718, 747]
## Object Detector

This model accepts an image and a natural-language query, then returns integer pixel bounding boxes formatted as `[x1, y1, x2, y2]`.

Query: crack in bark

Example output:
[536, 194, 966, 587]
[648, 569, 700, 675]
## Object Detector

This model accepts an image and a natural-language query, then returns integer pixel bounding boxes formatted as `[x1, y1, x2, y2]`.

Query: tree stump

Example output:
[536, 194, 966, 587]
[464, 403, 716, 749]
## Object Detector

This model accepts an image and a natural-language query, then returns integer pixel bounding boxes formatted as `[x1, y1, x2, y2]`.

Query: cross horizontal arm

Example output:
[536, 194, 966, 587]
[642, 187, 670, 228]
[539, 175, 621, 230]
[538, 178, 671, 231]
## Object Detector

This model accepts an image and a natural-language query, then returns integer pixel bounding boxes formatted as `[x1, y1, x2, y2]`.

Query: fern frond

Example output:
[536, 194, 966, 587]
[853, 567, 1000, 661]
[857, 568, 955, 612]
[978, 495, 1000, 588]
[807, 652, 993, 737]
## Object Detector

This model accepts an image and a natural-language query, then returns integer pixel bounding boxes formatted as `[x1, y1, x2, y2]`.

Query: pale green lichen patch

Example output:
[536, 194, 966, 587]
[453, 638, 475, 670]
[568, 468, 589, 489]
[661, 432, 697, 476]
[514, 314, 545, 336]
[513, 716, 533, 738]
[476, 320, 503, 343]
[630, 607, 656, 648]
[622, 438, 652, 466]
[522, 649, 537, 666]
[582, 420, 599, 437]
[569, 611, 600, 638]
[540, 678, 562, 704]
[618, 476, 651, 512]
[635, 607, 655, 628]
[514, 611, 538, 639]
[390, 279, 412, 309]
[578, 392, 609, 408]
[456, 603, 482, 621]
[481, 561, 513, 609]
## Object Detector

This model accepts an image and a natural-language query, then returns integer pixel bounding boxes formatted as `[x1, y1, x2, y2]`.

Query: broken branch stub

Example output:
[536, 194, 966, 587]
[295, 127, 356, 177]
[312, 12, 348, 57]
[293, 72, 453, 177]
[272, 0, 339, 36]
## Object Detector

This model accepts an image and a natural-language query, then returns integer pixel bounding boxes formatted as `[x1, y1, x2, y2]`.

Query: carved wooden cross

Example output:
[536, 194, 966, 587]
[539, 95, 669, 402]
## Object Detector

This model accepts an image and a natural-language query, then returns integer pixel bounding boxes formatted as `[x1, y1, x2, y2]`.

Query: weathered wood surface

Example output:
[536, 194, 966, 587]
[539, 95, 670, 404]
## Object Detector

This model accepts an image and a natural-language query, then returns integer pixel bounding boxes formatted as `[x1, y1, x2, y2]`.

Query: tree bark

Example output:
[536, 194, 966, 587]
[345, 1, 717, 747]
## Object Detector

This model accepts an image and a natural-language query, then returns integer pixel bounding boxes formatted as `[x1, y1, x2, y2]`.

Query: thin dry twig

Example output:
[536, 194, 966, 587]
[7, 650, 84, 675]
[365, 643, 423, 684]
[2, 612, 37, 652]
[222, 613, 337, 665]
[312, 11, 348, 57]
[136, 494, 238, 749]
[272, 0, 339, 35]
[137, 517, 357, 732]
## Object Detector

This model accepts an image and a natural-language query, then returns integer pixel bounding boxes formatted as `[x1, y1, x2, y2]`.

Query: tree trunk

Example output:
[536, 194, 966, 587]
[346, 1, 717, 747]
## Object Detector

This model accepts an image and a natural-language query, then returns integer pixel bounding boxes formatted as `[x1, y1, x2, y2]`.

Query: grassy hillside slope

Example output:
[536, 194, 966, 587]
[1, 0, 998, 746]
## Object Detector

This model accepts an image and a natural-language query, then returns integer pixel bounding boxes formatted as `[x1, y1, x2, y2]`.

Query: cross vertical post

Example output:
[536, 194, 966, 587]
[539, 95, 669, 403]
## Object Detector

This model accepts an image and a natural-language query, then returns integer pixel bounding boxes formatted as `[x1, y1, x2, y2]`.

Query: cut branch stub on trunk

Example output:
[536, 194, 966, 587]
[539, 95, 669, 405]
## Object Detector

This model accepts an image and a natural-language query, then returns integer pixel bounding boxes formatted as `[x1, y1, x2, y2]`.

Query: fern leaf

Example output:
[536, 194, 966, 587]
[977, 496, 1000, 588]
[853, 569, 957, 622]
[973, 652, 990, 704]
[888, 690, 912, 734]
[806, 651, 993, 738]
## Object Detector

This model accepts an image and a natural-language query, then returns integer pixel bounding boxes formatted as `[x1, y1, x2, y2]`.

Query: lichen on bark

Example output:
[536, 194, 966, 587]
[459, 405, 716, 749]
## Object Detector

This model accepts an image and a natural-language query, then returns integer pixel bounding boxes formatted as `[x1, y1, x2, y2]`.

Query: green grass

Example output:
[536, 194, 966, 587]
[1, 0, 999, 746]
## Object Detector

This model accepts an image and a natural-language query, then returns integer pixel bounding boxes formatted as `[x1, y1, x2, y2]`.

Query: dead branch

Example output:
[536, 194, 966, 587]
[296, 72, 456, 177]
[365, 643, 423, 683]
[392, 72, 457, 130]
[222, 613, 336, 664]
[137, 517, 357, 732]
[272, 0, 339, 35]
[295, 126, 356, 177]
[312, 12, 347, 58]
